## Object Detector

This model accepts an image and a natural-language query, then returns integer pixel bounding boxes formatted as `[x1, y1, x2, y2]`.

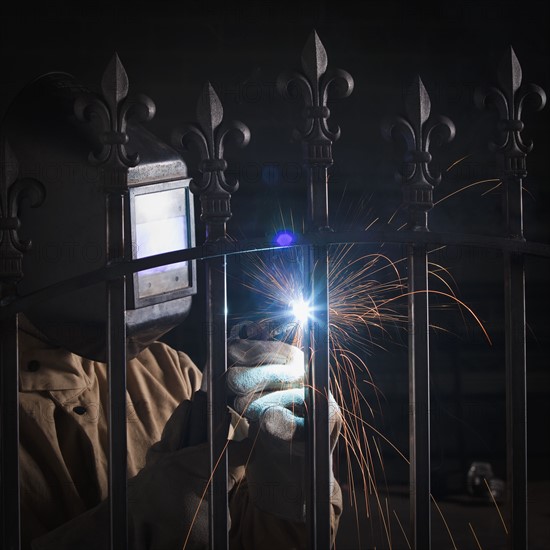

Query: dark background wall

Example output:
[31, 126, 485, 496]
[2, 0, 549, 546]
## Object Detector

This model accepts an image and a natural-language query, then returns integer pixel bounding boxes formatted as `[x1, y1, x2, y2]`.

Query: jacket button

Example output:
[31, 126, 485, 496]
[73, 406, 87, 415]
[27, 360, 41, 372]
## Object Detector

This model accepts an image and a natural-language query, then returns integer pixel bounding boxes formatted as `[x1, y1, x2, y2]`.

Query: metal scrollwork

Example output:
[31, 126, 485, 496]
[277, 30, 354, 165]
[0, 140, 45, 286]
[172, 82, 250, 239]
[382, 76, 455, 231]
[74, 53, 156, 169]
[475, 46, 546, 178]
[277, 30, 353, 233]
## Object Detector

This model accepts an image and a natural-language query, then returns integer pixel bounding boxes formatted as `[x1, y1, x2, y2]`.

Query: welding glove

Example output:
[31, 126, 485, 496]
[226, 323, 342, 523]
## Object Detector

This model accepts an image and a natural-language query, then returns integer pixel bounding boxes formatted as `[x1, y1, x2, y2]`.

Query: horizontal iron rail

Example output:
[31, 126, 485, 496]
[1, 231, 549, 320]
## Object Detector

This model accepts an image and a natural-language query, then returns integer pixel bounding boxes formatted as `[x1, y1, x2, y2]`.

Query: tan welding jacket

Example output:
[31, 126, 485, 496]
[17, 327, 342, 549]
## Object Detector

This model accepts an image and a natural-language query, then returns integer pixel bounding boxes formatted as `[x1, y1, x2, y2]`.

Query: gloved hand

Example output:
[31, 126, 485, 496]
[226, 322, 342, 523]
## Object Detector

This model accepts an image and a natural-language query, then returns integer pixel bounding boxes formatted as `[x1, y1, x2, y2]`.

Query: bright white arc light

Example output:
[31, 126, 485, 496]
[290, 297, 310, 324]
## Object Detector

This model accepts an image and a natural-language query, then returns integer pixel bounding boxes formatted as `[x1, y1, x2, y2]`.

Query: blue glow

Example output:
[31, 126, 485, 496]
[290, 297, 310, 324]
[275, 231, 294, 246]
[261, 164, 281, 185]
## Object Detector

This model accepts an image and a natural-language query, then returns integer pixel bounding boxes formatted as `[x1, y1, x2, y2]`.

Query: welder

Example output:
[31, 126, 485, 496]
[3, 71, 343, 549]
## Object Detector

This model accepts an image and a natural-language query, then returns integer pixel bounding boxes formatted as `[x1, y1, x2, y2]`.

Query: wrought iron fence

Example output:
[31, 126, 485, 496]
[1, 31, 548, 550]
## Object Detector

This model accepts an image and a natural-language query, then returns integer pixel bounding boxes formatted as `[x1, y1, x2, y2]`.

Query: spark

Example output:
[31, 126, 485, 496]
[182, 434, 231, 549]
[432, 494, 458, 550]
[393, 509, 411, 549]
[469, 522, 484, 550]
[446, 153, 472, 172]
[481, 181, 502, 196]
[238, 243, 409, 545]
[230, 189, 494, 547]
[434, 178, 501, 206]
[235, 231, 493, 548]
[484, 477, 509, 534]
[290, 296, 310, 324]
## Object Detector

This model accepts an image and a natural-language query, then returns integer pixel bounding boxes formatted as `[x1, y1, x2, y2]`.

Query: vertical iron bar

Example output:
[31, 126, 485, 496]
[383, 76, 454, 550]
[277, 33, 353, 549]
[301, 250, 314, 543]
[504, 249, 527, 550]
[407, 244, 430, 550]
[0, 140, 43, 550]
[304, 161, 332, 550]
[305, 241, 331, 550]
[173, 82, 249, 549]
[73, 54, 155, 550]
[106, 192, 127, 550]
[206, 252, 229, 549]
[503, 170, 527, 549]
[0, 313, 21, 550]
[474, 48, 546, 548]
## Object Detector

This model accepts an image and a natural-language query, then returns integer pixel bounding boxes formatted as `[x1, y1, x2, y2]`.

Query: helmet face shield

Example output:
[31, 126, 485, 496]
[130, 181, 195, 307]
[4, 73, 196, 360]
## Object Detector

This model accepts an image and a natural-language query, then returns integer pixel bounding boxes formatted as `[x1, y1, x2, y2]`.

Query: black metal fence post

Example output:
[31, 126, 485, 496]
[278, 31, 353, 549]
[75, 54, 156, 550]
[0, 139, 44, 550]
[0, 94, 53, 550]
[106, 190, 128, 550]
[0, 312, 19, 550]
[476, 47, 546, 550]
[383, 77, 455, 550]
[1, 38, 547, 550]
[173, 84, 249, 549]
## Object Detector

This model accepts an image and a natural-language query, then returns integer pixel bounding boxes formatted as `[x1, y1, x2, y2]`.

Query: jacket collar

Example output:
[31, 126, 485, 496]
[19, 327, 94, 400]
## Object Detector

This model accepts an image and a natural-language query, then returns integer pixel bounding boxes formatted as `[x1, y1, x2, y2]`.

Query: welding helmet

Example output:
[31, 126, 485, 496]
[2, 71, 196, 361]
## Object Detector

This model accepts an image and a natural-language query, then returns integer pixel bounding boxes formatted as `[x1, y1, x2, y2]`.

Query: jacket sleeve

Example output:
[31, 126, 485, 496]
[32, 395, 343, 550]
[31, 397, 215, 550]
[228, 477, 343, 550]
[31, 356, 342, 550]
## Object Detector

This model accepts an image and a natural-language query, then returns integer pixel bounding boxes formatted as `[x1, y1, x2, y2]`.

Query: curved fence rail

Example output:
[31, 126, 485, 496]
[1, 33, 547, 550]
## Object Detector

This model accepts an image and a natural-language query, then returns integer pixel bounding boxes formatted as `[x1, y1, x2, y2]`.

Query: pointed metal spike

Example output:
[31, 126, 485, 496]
[301, 29, 328, 86]
[0, 138, 19, 188]
[498, 45, 522, 98]
[101, 52, 129, 107]
[196, 82, 223, 135]
[405, 75, 431, 131]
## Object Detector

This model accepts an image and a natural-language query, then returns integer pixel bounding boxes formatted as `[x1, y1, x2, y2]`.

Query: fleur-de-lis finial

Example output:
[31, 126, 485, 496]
[277, 30, 354, 166]
[277, 31, 353, 231]
[0, 139, 45, 286]
[172, 82, 250, 242]
[301, 31, 328, 100]
[475, 46, 546, 178]
[74, 53, 156, 172]
[382, 76, 455, 231]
